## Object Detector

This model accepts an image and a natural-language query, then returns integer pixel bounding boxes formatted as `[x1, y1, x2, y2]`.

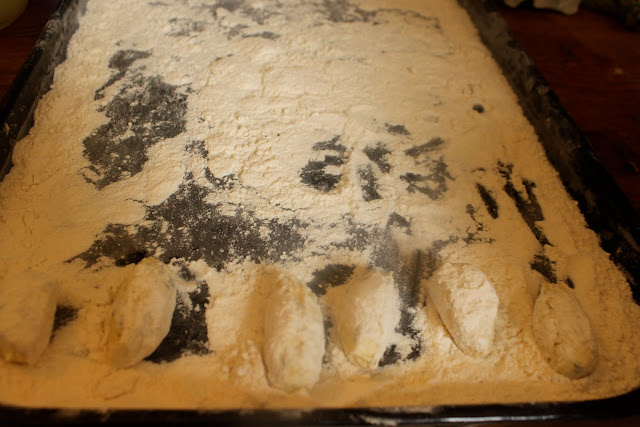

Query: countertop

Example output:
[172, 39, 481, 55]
[0, 1, 639, 425]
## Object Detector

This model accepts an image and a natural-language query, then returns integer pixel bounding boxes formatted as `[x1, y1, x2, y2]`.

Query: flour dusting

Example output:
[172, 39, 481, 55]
[0, 0, 640, 410]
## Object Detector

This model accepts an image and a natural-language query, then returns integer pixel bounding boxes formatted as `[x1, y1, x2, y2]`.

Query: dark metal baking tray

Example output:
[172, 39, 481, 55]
[1, 0, 639, 424]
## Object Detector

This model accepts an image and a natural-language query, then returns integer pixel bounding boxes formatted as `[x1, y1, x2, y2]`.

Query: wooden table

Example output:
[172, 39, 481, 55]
[500, 6, 640, 216]
[1, 1, 639, 425]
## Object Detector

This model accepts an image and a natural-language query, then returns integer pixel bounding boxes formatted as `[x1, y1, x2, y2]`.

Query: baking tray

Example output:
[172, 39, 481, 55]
[1, 0, 640, 424]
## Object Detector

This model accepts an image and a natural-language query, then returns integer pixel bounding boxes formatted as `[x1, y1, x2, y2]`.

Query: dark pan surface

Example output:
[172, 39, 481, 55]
[0, 0, 639, 423]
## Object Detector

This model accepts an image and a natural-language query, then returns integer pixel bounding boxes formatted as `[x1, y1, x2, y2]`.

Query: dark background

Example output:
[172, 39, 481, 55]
[1, 1, 639, 425]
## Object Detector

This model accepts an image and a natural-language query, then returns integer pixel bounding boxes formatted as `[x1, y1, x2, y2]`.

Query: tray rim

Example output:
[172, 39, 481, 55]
[0, 0, 639, 423]
[0, 0, 79, 179]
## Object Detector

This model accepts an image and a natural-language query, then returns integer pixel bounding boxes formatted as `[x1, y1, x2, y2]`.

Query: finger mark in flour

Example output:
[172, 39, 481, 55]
[385, 123, 410, 136]
[166, 17, 206, 38]
[497, 161, 549, 247]
[404, 137, 445, 159]
[357, 164, 381, 202]
[530, 252, 558, 284]
[307, 263, 355, 296]
[401, 138, 452, 200]
[363, 142, 391, 174]
[300, 135, 348, 192]
[475, 182, 499, 219]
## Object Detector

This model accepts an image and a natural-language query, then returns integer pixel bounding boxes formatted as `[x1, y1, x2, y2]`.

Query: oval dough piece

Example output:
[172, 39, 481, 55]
[532, 282, 598, 379]
[106, 258, 177, 368]
[264, 273, 325, 392]
[0, 271, 57, 365]
[335, 270, 400, 370]
[427, 262, 499, 357]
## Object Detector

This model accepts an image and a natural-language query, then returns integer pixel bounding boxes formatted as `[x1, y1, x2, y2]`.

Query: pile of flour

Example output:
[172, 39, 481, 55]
[1, 0, 640, 410]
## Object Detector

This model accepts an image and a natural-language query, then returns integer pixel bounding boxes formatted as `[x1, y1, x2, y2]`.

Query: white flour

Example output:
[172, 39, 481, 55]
[1, 0, 640, 410]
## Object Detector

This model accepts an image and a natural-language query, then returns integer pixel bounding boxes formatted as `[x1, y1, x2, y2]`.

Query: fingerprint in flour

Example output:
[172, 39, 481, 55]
[300, 132, 454, 203]
[165, 17, 207, 37]
[299, 136, 347, 192]
[401, 137, 454, 200]
[497, 161, 558, 283]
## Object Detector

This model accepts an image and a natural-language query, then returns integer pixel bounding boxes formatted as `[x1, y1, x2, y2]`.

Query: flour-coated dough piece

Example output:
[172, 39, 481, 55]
[532, 282, 598, 379]
[335, 270, 400, 370]
[264, 273, 325, 392]
[0, 271, 57, 365]
[428, 263, 499, 357]
[106, 258, 177, 368]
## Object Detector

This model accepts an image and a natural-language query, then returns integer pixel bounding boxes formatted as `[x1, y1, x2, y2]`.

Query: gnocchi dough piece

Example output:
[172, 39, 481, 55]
[106, 258, 177, 368]
[264, 273, 325, 392]
[0, 271, 57, 365]
[335, 270, 400, 370]
[532, 282, 598, 379]
[427, 263, 499, 357]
